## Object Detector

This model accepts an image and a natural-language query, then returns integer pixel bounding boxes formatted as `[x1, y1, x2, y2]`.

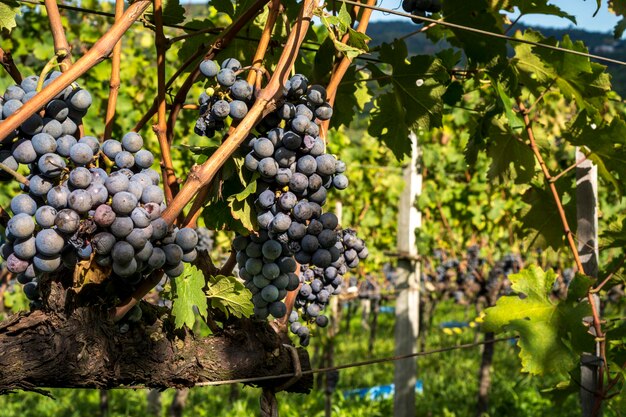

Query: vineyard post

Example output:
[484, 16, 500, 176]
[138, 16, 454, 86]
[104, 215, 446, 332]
[576, 148, 602, 417]
[393, 131, 421, 417]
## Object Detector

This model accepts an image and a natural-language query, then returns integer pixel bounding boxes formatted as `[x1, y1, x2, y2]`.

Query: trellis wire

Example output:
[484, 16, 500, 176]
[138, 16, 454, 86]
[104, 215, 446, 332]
[14, 0, 626, 68]
[113, 336, 515, 390]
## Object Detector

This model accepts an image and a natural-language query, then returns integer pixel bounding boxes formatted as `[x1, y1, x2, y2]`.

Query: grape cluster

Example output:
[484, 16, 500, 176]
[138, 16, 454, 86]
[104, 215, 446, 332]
[401, 0, 441, 24]
[287, 229, 368, 345]
[197, 71, 368, 345]
[194, 58, 254, 138]
[0, 79, 197, 302]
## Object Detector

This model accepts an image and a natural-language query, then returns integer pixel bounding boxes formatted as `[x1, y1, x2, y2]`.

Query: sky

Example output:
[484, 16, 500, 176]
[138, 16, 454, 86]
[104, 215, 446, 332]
[370, 0, 621, 34]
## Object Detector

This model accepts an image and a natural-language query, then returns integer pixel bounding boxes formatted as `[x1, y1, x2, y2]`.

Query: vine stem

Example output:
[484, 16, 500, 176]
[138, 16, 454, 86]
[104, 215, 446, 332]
[114, 0, 317, 321]
[0, 162, 29, 186]
[102, 0, 125, 141]
[319, 0, 376, 138]
[0, 0, 152, 143]
[44, 0, 73, 70]
[246, 0, 282, 86]
[518, 99, 606, 410]
[0, 48, 22, 83]
[152, 0, 178, 205]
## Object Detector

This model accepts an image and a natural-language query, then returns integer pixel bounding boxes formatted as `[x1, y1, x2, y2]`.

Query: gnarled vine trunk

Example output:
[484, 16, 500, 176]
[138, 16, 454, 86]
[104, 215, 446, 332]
[0, 295, 312, 394]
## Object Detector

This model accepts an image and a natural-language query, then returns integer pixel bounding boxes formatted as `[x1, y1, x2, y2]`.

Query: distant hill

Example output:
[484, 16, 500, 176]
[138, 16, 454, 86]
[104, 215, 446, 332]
[367, 21, 626, 95]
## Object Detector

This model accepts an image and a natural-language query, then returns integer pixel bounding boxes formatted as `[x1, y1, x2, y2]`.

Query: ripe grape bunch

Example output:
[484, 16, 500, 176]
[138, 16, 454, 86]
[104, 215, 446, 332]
[192, 61, 368, 345]
[401, 0, 442, 23]
[0, 77, 198, 303]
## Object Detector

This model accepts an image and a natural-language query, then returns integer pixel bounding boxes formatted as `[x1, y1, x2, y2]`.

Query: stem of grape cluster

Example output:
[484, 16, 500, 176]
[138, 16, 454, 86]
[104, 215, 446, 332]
[103, 0, 125, 141]
[152, 0, 178, 205]
[320, 0, 376, 139]
[44, 0, 73, 70]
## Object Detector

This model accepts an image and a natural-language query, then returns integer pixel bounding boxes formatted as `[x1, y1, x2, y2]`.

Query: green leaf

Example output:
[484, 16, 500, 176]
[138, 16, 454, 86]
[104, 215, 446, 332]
[519, 182, 576, 250]
[369, 40, 447, 159]
[0, 0, 19, 32]
[514, 0, 576, 23]
[441, 0, 507, 64]
[484, 265, 592, 377]
[171, 265, 208, 330]
[485, 121, 535, 184]
[566, 273, 594, 302]
[206, 275, 253, 318]
[145, 0, 186, 25]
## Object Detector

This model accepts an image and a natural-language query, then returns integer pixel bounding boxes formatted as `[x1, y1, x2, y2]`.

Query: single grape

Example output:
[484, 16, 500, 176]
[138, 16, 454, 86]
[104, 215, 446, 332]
[113, 258, 138, 277]
[134, 149, 154, 169]
[282, 131, 303, 150]
[274, 147, 296, 167]
[33, 254, 61, 272]
[112, 241, 135, 265]
[21, 114, 43, 135]
[164, 261, 185, 278]
[126, 228, 148, 249]
[307, 85, 327, 105]
[69, 143, 94, 165]
[151, 218, 168, 240]
[35, 229, 65, 256]
[268, 301, 287, 318]
[13, 237, 36, 259]
[7, 213, 35, 239]
[141, 185, 164, 204]
[35, 206, 57, 228]
[68, 189, 93, 213]
[163, 244, 183, 265]
[253, 138, 274, 158]
[230, 80, 253, 100]
[10, 194, 37, 215]
[102, 139, 123, 160]
[93, 204, 116, 228]
[333, 174, 349, 190]
[315, 103, 333, 120]
[229, 100, 249, 120]
[175, 228, 198, 251]
[221, 58, 241, 71]
[211, 100, 231, 119]
[78, 136, 100, 154]
[216, 69, 236, 87]
[115, 151, 135, 169]
[258, 158, 278, 178]
[148, 247, 166, 269]
[2, 99, 22, 118]
[12, 139, 38, 164]
[199, 59, 220, 78]
[111, 191, 138, 215]
[68, 89, 92, 111]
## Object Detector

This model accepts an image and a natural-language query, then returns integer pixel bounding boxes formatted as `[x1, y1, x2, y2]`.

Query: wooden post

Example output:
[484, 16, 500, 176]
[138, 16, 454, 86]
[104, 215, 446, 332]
[394, 132, 421, 417]
[576, 148, 601, 417]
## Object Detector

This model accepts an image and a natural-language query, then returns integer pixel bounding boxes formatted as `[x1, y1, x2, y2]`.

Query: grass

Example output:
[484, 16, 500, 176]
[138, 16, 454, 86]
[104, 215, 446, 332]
[1, 299, 622, 416]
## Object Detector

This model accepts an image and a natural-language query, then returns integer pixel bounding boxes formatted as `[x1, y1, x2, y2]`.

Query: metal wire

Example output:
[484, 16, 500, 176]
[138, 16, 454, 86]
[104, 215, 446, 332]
[114, 336, 515, 389]
[337, 0, 626, 67]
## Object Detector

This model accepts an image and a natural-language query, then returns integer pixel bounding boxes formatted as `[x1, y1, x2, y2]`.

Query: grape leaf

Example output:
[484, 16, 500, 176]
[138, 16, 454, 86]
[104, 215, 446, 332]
[368, 40, 447, 159]
[145, 0, 186, 25]
[206, 275, 253, 318]
[441, 0, 507, 64]
[485, 121, 535, 184]
[484, 265, 592, 377]
[0, 0, 19, 32]
[518, 182, 576, 250]
[563, 111, 626, 195]
[513, 0, 576, 23]
[171, 265, 208, 330]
